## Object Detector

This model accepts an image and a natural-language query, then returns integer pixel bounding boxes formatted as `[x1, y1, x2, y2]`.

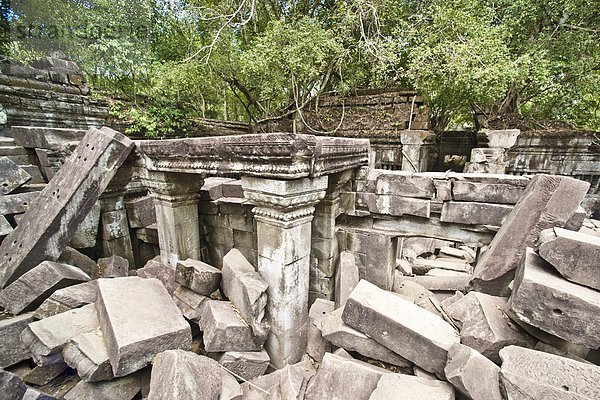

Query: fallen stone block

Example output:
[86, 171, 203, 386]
[412, 257, 472, 274]
[222, 179, 244, 198]
[445, 291, 535, 363]
[392, 276, 433, 303]
[175, 258, 221, 296]
[96, 277, 192, 377]
[509, 248, 600, 348]
[199, 300, 264, 352]
[125, 196, 156, 228]
[22, 362, 68, 386]
[360, 192, 431, 218]
[317, 307, 412, 368]
[0, 215, 13, 236]
[444, 343, 502, 400]
[371, 171, 436, 198]
[57, 247, 96, 276]
[222, 249, 268, 337]
[395, 274, 471, 293]
[136, 257, 177, 294]
[64, 370, 143, 400]
[342, 280, 459, 378]
[0, 369, 29, 400]
[63, 330, 114, 382]
[452, 181, 525, 204]
[307, 299, 334, 363]
[396, 258, 412, 275]
[0, 261, 90, 314]
[172, 284, 209, 321]
[400, 236, 454, 259]
[0, 191, 39, 215]
[200, 177, 235, 200]
[305, 352, 390, 400]
[0, 156, 31, 195]
[440, 201, 513, 226]
[34, 281, 98, 319]
[221, 369, 243, 400]
[214, 349, 270, 382]
[439, 246, 475, 263]
[335, 251, 360, 308]
[21, 304, 99, 365]
[242, 356, 315, 400]
[499, 345, 600, 399]
[0, 127, 134, 287]
[537, 227, 600, 290]
[94, 255, 129, 279]
[148, 350, 222, 400]
[69, 202, 101, 249]
[0, 312, 35, 367]
[470, 174, 590, 295]
[369, 373, 454, 400]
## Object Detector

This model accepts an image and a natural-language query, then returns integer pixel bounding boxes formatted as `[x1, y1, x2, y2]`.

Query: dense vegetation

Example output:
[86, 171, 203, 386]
[2, 0, 600, 133]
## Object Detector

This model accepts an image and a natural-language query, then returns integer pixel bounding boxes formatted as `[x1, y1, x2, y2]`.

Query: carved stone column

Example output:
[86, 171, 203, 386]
[142, 171, 204, 268]
[242, 176, 328, 368]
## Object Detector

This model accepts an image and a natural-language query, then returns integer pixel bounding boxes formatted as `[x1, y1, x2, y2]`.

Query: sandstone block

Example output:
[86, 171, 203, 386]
[440, 201, 512, 226]
[22, 362, 68, 386]
[0, 156, 31, 194]
[369, 373, 454, 400]
[57, 246, 96, 276]
[94, 255, 129, 279]
[64, 370, 143, 400]
[372, 171, 436, 198]
[335, 251, 359, 308]
[136, 258, 177, 294]
[0, 312, 34, 367]
[63, 330, 113, 382]
[215, 350, 270, 382]
[96, 277, 192, 377]
[444, 343, 502, 400]
[452, 181, 525, 204]
[125, 196, 156, 228]
[172, 284, 209, 321]
[307, 299, 334, 363]
[69, 202, 101, 249]
[34, 280, 97, 319]
[412, 258, 472, 274]
[176, 258, 221, 296]
[242, 356, 315, 400]
[0, 191, 38, 215]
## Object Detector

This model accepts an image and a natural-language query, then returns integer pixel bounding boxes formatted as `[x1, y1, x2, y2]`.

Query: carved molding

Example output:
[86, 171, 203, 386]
[141, 171, 204, 202]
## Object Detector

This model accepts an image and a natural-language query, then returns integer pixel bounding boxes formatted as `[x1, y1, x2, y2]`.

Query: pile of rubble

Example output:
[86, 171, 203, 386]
[0, 126, 600, 399]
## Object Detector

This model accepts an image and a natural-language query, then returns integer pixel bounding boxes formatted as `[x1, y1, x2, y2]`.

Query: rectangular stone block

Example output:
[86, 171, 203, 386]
[125, 196, 156, 228]
[452, 181, 525, 204]
[96, 276, 192, 377]
[0, 127, 134, 287]
[372, 171, 435, 198]
[344, 229, 396, 290]
[444, 343, 502, 400]
[335, 251, 360, 308]
[63, 370, 143, 400]
[214, 350, 270, 382]
[440, 201, 513, 226]
[200, 177, 235, 200]
[63, 330, 114, 382]
[509, 248, 600, 348]
[222, 180, 244, 198]
[70, 202, 101, 248]
[0, 156, 31, 194]
[342, 280, 459, 378]
[0, 191, 38, 215]
[34, 280, 98, 319]
[0, 312, 34, 367]
[370, 373, 454, 400]
[175, 258, 221, 296]
[172, 285, 209, 321]
[307, 299, 334, 363]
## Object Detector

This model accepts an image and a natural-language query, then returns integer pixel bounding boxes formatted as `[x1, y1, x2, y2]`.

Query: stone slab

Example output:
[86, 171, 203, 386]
[175, 258, 221, 296]
[94, 255, 128, 279]
[172, 285, 209, 321]
[341, 279, 459, 378]
[136, 258, 177, 294]
[452, 181, 525, 204]
[0, 191, 38, 215]
[0, 261, 90, 314]
[57, 247, 96, 276]
[125, 196, 156, 228]
[242, 356, 315, 400]
[64, 370, 143, 400]
[369, 373, 454, 400]
[335, 251, 359, 308]
[69, 202, 101, 249]
[63, 330, 113, 382]
[96, 276, 192, 377]
[440, 201, 513, 226]
[444, 343, 502, 400]
[0, 127, 134, 287]
[34, 280, 97, 319]
[370, 170, 436, 198]
[307, 299, 334, 363]
[0, 312, 35, 367]
[215, 350, 270, 382]
[23, 362, 68, 386]
[0, 156, 31, 194]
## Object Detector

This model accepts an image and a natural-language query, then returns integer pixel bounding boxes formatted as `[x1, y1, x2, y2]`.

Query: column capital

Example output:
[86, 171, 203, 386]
[141, 170, 204, 203]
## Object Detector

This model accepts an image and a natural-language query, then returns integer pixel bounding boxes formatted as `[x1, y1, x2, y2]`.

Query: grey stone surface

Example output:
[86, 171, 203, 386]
[370, 170, 436, 198]
[342, 279, 459, 378]
[470, 174, 590, 295]
[452, 181, 525, 204]
[96, 276, 192, 377]
[200, 177, 235, 200]
[412, 257, 472, 274]
[0, 156, 31, 194]
[172, 284, 209, 321]
[397, 275, 471, 292]
[215, 349, 270, 382]
[441, 201, 513, 226]
[392, 277, 433, 303]
[57, 247, 96, 276]
[22, 362, 68, 386]
[307, 299, 334, 363]
[509, 248, 600, 348]
[537, 227, 600, 290]
[360, 192, 431, 218]
[0, 312, 35, 367]
[241, 356, 315, 400]
[0, 127, 134, 288]
[148, 350, 222, 400]
[499, 345, 600, 400]
[369, 373, 454, 400]
[94, 255, 129, 279]
[63, 330, 113, 382]
[21, 304, 99, 365]
[0, 214, 13, 236]
[0, 191, 38, 215]
[69, 202, 101, 249]
[136, 258, 177, 294]
[0, 261, 90, 314]
[335, 251, 359, 308]
[220, 369, 243, 400]
[0, 369, 29, 400]
[125, 196, 156, 228]
[64, 370, 143, 400]
[34, 280, 97, 319]
[444, 343, 502, 400]
[175, 258, 221, 295]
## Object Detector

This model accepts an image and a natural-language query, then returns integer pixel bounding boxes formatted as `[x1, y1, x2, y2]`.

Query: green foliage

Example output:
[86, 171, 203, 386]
[109, 100, 191, 139]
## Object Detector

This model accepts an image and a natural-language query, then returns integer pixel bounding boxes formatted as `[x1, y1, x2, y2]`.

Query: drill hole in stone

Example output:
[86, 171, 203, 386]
[553, 308, 563, 316]
[562, 385, 569, 391]
[1, 182, 8, 187]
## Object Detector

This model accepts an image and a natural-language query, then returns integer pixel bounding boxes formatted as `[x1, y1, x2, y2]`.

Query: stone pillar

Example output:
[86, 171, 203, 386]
[400, 130, 436, 172]
[242, 176, 328, 368]
[464, 129, 521, 174]
[142, 171, 204, 268]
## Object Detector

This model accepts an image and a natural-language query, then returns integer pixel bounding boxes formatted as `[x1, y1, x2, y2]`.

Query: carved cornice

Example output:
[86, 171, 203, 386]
[141, 171, 204, 202]
[135, 133, 370, 179]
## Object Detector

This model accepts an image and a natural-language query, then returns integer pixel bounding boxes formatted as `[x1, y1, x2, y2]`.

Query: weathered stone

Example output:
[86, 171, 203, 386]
[94, 255, 128, 279]
[342, 280, 459, 378]
[470, 174, 590, 295]
[0, 261, 90, 314]
[452, 181, 525, 204]
[412, 257, 472, 274]
[220, 369, 244, 400]
[499, 345, 600, 399]
[0, 191, 38, 215]
[148, 350, 222, 400]
[369, 373, 454, 400]
[0, 127, 134, 287]
[136, 258, 177, 294]
[175, 258, 221, 296]
[242, 356, 315, 400]
[305, 352, 390, 400]
[0, 312, 35, 367]
[23, 362, 68, 386]
[64, 370, 143, 400]
[69, 202, 101, 249]
[396, 274, 471, 292]
[0, 215, 13, 236]
[400, 236, 454, 258]
[335, 251, 360, 308]
[509, 248, 600, 348]
[34, 281, 97, 319]
[307, 299, 334, 363]
[199, 300, 264, 352]
[125, 196, 156, 228]
[215, 350, 270, 382]
[222, 249, 268, 338]
[444, 343, 502, 400]
[0, 156, 31, 194]
[222, 180, 244, 198]
[360, 192, 431, 218]
[96, 277, 192, 377]
[441, 201, 513, 226]
[0, 369, 28, 400]
[200, 177, 235, 200]
[57, 247, 96, 276]
[392, 277, 433, 303]
[171, 284, 209, 321]
[21, 304, 99, 365]
[537, 227, 600, 290]
[318, 307, 412, 368]
[371, 170, 436, 198]
[63, 330, 113, 382]
[344, 229, 396, 290]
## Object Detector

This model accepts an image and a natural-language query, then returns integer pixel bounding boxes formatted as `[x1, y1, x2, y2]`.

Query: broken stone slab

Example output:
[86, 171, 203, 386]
[440, 246, 475, 263]
[222, 249, 268, 337]
[369, 373, 455, 400]
[444, 343, 503, 400]
[304, 352, 390, 400]
[172, 285, 209, 321]
[445, 291, 536, 363]
[317, 307, 412, 368]
[396, 274, 471, 292]
[221, 369, 244, 400]
[392, 275, 433, 303]
[214, 349, 270, 382]
[307, 299, 334, 363]
[200, 177, 236, 200]
[509, 248, 600, 348]
[499, 345, 600, 399]
[242, 356, 315, 400]
[0, 127, 134, 288]
[400, 236, 454, 259]
[222, 180, 244, 198]
[0, 369, 36, 400]
[57, 247, 96, 277]
[335, 251, 359, 308]
[0, 191, 39, 215]
[147, 350, 222, 400]
[63, 370, 144, 400]
[0, 215, 13, 237]
[412, 257, 472, 274]
[342, 280, 459, 378]
[359, 192, 431, 218]
[175, 258, 221, 296]
[136, 258, 177, 294]
[470, 174, 590, 296]
[96, 277, 192, 377]
[22, 362, 68, 386]
[63, 330, 113, 382]
[21, 304, 99, 365]
[198, 300, 264, 352]
[537, 227, 600, 290]
[440, 201, 513, 226]
[0, 156, 31, 195]
[425, 269, 471, 277]
[452, 181, 525, 204]
[69, 202, 101, 249]
[93, 255, 128, 279]
[0, 312, 35, 367]
[34, 280, 98, 319]
[124, 196, 156, 228]
[370, 170, 436, 198]
[0, 261, 90, 314]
